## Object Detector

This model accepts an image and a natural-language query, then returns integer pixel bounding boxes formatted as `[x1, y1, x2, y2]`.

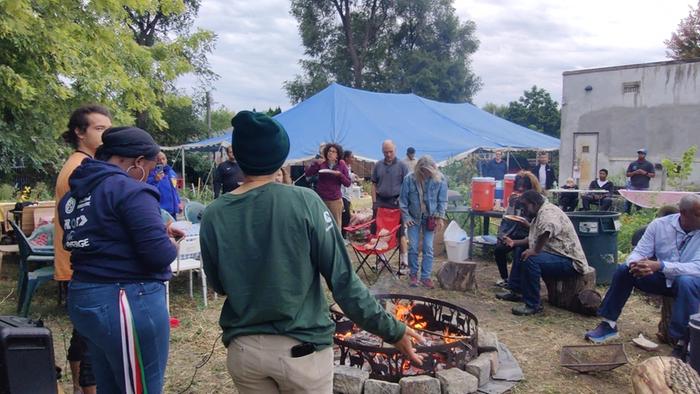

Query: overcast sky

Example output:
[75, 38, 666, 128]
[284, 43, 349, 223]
[177, 0, 697, 112]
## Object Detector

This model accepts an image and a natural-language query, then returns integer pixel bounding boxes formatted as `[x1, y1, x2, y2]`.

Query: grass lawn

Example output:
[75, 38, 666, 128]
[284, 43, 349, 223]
[0, 246, 667, 393]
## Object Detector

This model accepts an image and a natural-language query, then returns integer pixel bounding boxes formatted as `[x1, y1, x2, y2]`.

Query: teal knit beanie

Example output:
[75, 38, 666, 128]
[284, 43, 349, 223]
[231, 111, 290, 176]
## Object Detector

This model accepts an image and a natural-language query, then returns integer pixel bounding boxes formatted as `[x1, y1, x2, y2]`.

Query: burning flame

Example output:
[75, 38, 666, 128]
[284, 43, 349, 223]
[335, 331, 352, 340]
[443, 327, 458, 344]
[394, 303, 427, 330]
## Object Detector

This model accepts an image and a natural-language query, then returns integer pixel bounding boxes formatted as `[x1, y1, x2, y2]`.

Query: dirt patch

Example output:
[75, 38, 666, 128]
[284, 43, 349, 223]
[0, 251, 668, 393]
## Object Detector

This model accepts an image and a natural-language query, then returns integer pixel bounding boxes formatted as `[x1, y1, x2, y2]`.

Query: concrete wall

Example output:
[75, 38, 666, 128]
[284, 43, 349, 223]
[560, 59, 700, 190]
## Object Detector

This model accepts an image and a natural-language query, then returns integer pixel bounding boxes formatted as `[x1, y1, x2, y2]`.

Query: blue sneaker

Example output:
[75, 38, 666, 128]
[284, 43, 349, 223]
[585, 321, 619, 343]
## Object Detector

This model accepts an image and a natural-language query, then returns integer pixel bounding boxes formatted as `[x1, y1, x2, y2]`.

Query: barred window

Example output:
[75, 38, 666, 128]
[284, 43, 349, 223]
[622, 81, 640, 94]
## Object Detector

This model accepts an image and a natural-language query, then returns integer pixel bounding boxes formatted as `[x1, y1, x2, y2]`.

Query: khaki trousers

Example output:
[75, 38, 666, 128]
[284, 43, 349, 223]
[227, 335, 333, 394]
[323, 199, 343, 229]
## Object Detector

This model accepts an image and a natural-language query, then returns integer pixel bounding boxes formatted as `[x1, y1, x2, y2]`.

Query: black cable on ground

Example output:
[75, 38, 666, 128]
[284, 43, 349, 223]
[177, 333, 222, 394]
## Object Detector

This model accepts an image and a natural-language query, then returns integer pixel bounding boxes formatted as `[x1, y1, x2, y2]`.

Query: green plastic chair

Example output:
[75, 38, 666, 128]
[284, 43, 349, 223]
[184, 201, 206, 224]
[10, 221, 54, 316]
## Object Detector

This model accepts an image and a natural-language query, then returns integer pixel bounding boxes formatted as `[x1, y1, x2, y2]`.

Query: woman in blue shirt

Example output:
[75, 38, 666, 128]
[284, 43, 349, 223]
[147, 151, 181, 218]
[399, 156, 448, 289]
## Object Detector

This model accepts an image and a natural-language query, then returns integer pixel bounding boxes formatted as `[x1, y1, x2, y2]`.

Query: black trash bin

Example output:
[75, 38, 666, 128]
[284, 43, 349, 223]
[690, 313, 700, 374]
[566, 211, 621, 285]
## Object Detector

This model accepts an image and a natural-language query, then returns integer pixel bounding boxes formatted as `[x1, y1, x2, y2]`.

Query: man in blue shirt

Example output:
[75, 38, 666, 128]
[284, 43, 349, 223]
[585, 195, 700, 358]
[484, 150, 507, 180]
[624, 148, 655, 213]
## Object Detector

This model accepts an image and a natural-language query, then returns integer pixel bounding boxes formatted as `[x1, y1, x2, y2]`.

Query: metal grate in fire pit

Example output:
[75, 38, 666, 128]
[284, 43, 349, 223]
[332, 293, 478, 382]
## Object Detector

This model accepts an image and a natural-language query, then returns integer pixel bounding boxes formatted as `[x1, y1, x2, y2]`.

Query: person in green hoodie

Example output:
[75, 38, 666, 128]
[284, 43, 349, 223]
[200, 111, 422, 394]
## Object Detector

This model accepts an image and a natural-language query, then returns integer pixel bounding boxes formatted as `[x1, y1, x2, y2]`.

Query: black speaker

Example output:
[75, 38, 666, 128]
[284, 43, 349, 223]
[0, 316, 57, 394]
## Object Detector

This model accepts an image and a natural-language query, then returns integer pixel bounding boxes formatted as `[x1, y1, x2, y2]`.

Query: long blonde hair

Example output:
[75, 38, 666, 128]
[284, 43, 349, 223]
[414, 155, 443, 186]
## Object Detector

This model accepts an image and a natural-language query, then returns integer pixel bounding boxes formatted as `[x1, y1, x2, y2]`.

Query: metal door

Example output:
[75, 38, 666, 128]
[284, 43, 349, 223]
[573, 133, 599, 187]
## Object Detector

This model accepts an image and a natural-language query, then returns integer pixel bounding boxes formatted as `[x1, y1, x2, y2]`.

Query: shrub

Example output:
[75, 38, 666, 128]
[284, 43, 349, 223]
[617, 209, 657, 258]
[0, 184, 14, 201]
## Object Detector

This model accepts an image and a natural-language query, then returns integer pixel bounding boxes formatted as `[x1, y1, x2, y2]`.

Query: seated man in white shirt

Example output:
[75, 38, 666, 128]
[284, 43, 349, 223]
[581, 169, 614, 211]
[585, 195, 700, 358]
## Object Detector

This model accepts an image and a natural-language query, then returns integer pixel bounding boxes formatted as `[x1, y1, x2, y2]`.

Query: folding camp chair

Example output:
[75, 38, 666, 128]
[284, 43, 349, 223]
[343, 208, 402, 283]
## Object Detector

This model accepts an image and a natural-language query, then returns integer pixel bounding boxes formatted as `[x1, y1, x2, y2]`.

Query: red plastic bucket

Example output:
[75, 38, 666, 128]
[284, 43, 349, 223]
[503, 174, 516, 208]
[471, 177, 495, 211]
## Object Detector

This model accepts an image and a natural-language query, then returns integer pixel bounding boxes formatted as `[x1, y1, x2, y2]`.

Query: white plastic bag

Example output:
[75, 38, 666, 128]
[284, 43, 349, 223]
[443, 220, 467, 243]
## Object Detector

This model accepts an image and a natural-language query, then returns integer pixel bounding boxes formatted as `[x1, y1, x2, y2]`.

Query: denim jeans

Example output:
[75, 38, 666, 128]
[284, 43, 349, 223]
[494, 243, 513, 281]
[508, 247, 578, 308]
[407, 218, 435, 280]
[68, 280, 170, 394]
[598, 264, 700, 340]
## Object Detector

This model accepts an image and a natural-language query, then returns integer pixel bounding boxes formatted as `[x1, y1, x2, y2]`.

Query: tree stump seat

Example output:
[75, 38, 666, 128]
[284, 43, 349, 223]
[543, 267, 601, 316]
[437, 260, 477, 292]
[631, 356, 700, 393]
[640, 293, 675, 345]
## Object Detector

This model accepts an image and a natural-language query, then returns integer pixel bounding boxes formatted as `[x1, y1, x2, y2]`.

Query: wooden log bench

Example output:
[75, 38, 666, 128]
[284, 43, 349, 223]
[543, 267, 601, 316]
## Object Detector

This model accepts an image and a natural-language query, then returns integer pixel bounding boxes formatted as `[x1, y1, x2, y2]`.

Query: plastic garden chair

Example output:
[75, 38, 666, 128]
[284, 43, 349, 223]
[10, 221, 54, 317]
[165, 234, 207, 310]
[184, 201, 206, 224]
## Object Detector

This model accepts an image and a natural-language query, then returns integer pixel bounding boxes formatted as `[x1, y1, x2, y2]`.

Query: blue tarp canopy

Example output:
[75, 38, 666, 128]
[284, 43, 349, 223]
[161, 131, 232, 152]
[168, 83, 559, 164]
[275, 83, 559, 164]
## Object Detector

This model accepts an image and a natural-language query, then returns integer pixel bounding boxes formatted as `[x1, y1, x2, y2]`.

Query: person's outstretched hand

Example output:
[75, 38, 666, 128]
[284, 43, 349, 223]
[392, 327, 424, 366]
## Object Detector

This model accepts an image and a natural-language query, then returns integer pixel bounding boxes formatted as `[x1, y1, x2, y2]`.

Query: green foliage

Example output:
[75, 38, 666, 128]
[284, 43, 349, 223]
[607, 170, 628, 190]
[0, 184, 15, 201]
[264, 107, 282, 117]
[209, 107, 235, 132]
[481, 103, 508, 118]
[617, 210, 657, 258]
[286, 0, 481, 103]
[0, 0, 216, 176]
[0, 182, 53, 202]
[441, 155, 479, 203]
[665, 1, 700, 60]
[661, 145, 697, 190]
[180, 180, 214, 204]
[146, 95, 208, 146]
[503, 86, 561, 137]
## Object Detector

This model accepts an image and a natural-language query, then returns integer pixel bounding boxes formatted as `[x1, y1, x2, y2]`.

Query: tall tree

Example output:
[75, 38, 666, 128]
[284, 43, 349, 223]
[665, 1, 700, 60]
[503, 86, 560, 138]
[0, 0, 214, 176]
[286, 0, 480, 103]
[123, 0, 217, 129]
[385, 0, 481, 101]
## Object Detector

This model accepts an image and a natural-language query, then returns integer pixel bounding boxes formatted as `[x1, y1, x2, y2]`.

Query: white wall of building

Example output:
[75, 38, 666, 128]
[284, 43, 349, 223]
[560, 59, 700, 190]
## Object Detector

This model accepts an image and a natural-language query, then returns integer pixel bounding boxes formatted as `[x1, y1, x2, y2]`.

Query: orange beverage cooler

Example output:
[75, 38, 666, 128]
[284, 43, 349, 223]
[471, 177, 495, 211]
[503, 174, 516, 208]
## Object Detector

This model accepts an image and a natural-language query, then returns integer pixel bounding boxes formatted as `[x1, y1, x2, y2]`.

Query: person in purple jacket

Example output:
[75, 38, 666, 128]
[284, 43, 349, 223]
[59, 126, 183, 394]
[305, 143, 351, 227]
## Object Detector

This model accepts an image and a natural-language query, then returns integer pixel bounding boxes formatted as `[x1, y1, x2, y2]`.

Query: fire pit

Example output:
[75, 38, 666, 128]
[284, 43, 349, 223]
[332, 293, 478, 383]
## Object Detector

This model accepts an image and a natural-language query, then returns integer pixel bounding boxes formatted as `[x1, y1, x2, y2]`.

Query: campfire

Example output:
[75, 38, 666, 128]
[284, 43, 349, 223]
[332, 294, 478, 382]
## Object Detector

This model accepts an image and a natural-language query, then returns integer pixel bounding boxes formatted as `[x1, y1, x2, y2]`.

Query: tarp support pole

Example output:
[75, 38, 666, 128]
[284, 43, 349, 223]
[507, 149, 510, 172]
[181, 147, 186, 189]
